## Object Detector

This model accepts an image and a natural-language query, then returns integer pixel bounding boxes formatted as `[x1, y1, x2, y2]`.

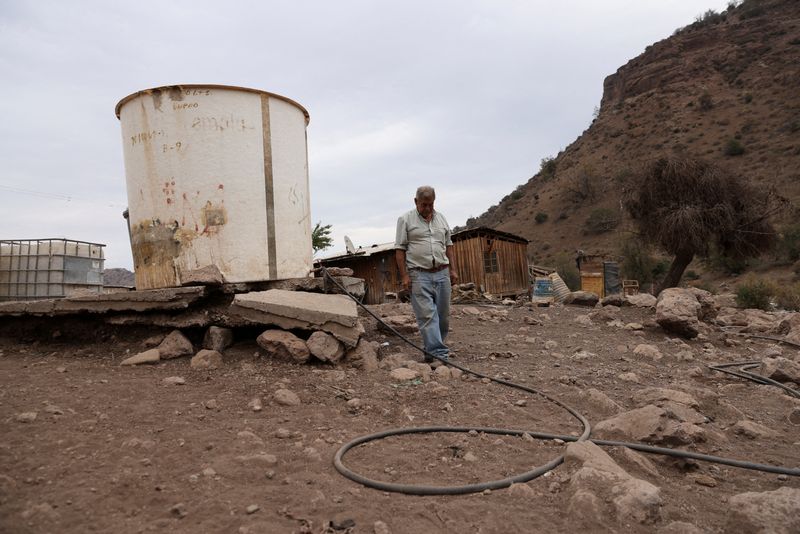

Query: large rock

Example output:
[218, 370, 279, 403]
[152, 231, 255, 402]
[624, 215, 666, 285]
[190, 349, 223, 369]
[578, 388, 621, 416]
[256, 329, 311, 364]
[377, 315, 418, 334]
[760, 357, 800, 384]
[564, 291, 600, 307]
[655, 288, 702, 338]
[306, 331, 345, 363]
[121, 349, 160, 366]
[565, 441, 662, 525]
[594, 405, 707, 446]
[626, 293, 657, 307]
[726, 487, 800, 534]
[203, 326, 234, 352]
[685, 287, 718, 321]
[345, 339, 379, 371]
[231, 289, 363, 347]
[157, 330, 194, 359]
[600, 294, 627, 307]
[716, 307, 778, 333]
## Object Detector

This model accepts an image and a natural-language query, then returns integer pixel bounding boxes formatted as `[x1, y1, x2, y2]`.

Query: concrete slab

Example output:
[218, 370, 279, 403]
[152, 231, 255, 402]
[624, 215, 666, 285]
[0, 287, 207, 316]
[221, 276, 365, 300]
[230, 290, 363, 347]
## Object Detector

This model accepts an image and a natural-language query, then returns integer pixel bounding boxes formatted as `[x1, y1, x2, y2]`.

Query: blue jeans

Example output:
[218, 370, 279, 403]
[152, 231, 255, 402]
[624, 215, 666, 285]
[409, 268, 451, 361]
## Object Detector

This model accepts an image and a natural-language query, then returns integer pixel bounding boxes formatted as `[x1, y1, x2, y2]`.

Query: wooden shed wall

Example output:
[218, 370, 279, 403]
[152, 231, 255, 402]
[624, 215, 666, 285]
[452, 235, 528, 296]
[319, 251, 401, 304]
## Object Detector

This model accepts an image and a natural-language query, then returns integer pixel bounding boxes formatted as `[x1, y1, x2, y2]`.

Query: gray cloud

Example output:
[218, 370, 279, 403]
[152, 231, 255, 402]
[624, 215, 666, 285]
[0, 0, 730, 268]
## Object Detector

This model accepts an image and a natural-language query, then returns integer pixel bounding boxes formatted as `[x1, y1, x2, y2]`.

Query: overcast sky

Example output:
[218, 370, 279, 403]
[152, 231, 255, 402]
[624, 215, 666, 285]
[0, 0, 731, 269]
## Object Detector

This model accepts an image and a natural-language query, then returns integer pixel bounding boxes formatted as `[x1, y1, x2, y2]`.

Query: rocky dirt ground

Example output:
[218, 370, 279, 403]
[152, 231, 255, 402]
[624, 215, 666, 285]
[1, 297, 799, 533]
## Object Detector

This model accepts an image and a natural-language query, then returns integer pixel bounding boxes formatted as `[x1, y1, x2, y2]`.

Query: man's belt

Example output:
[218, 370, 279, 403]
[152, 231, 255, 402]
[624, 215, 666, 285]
[411, 264, 449, 273]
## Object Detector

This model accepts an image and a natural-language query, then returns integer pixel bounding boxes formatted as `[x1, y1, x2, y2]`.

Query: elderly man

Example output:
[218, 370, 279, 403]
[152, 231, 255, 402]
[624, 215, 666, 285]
[395, 186, 459, 363]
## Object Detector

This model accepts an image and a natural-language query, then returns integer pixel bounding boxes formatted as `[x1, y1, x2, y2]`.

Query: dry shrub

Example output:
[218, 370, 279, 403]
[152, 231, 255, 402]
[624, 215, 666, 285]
[735, 276, 776, 310]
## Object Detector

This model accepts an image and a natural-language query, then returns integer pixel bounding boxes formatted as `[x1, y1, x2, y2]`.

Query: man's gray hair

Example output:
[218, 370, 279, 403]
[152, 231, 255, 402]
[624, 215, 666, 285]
[415, 186, 436, 200]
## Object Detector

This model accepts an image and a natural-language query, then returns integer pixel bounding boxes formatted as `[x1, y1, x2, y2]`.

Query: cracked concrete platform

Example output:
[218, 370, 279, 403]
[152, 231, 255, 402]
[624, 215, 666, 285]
[229, 289, 363, 347]
[0, 287, 207, 316]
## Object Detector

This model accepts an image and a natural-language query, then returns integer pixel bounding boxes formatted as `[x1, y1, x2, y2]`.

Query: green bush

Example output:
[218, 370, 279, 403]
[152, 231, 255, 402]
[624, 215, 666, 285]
[584, 208, 620, 234]
[778, 223, 800, 262]
[652, 259, 670, 279]
[735, 277, 775, 310]
[723, 138, 745, 156]
[540, 157, 557, 180]
[698, 91, 714, 111]
[775, 283, 800, 311]
[685, 270, 700, 280]
[707, 251, 749, 274]
[534, 212, 548, 224]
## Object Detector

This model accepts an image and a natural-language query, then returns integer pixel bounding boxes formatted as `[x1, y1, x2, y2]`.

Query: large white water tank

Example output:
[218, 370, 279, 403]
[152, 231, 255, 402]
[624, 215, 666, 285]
[116, 84, 312, 290]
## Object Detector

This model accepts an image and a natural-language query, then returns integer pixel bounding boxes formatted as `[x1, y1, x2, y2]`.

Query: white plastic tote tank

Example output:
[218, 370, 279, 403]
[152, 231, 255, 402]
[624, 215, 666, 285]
[116, 84, 312, 290]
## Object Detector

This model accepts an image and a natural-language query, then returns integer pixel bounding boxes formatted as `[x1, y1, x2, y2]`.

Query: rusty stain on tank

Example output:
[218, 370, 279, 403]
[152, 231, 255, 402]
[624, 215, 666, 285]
[201, 201, 227, 234]
[130, 220, 181, 289]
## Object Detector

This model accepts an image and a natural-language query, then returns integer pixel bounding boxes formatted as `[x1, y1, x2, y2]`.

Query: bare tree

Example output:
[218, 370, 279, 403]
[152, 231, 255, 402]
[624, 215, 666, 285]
[623, 157, 778, 294]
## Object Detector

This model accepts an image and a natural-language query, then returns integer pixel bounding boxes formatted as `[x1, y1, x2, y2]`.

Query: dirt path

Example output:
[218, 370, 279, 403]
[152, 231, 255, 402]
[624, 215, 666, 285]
[1, 303, 798, 533]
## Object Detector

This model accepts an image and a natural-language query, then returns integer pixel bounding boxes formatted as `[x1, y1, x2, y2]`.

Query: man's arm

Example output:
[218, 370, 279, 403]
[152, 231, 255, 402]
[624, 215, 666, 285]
[445, 245, 459, 285]
[395, 249, 411, 291]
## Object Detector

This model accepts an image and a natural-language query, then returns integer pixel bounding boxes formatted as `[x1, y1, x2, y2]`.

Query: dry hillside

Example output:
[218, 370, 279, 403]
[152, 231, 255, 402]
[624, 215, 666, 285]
[468, 0, 800, 278]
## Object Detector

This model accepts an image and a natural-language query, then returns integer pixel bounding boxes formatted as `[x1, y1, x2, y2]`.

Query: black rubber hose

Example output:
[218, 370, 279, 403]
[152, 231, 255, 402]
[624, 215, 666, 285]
[321, 269, 800, 495]
[708, 361, 800, 399]
[334, 426, 800, 495]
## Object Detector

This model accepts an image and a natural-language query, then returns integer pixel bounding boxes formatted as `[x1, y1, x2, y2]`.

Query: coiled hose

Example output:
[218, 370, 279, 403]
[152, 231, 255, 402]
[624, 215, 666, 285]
[321, 269, 800, 495]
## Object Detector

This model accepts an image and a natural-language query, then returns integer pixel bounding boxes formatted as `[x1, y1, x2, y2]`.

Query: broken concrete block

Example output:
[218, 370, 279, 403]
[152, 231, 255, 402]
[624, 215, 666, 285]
[203, 326, 234, 352]
[257, 329, 310, 364]
[230, 289, 362, 347]
[157, 330, 194, 359]
[121, 349, 161, 366]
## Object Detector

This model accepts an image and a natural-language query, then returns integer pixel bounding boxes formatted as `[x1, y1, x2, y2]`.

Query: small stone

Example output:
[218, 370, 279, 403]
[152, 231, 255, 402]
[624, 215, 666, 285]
[16, 412, 37, 423]
[158, 330, 194, 359]
[346, 398, 363, 413]
[245, 504, 259, 514]
[236, 454, 278, 466]
[274, 428, 292, 439]
[463, 452, 478, 462]
[248, 398, 263, 412]
[202, 468, 216, 477]
[121, 349, 160, 366]
[693, 474, 717, 487]
[389, 368, 419, 381]
[373, 520, 391, 534]
[515, 400, 527, 407]
[304, 447, 322, 461]
[169, 503, 188, 518]
[273, 389, 301, 406]
[190, 349, 223, 370]
[205, 399, 218, 410]
[163, 376, 186, 386]
[203, 326, 234, 352]
[56, 366, 66, 373]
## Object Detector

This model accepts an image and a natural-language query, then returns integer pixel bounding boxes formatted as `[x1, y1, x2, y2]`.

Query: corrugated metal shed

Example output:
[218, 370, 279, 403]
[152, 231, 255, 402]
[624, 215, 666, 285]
[316, 243, 400, 304]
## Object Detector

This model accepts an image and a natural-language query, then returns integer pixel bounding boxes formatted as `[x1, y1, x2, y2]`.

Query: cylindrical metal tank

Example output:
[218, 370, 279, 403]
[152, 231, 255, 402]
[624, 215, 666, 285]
[116, 84, 312, 290]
